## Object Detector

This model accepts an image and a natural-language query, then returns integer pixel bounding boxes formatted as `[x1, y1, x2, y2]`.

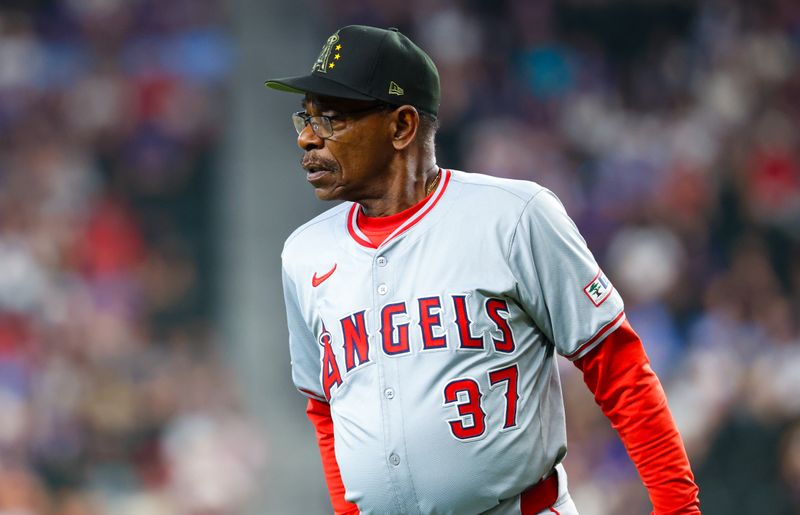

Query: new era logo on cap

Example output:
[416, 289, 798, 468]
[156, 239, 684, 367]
[265, 25, 440, 116]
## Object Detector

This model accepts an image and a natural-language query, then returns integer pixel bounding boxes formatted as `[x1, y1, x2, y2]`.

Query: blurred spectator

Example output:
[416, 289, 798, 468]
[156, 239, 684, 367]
[0, 2, 264, 514]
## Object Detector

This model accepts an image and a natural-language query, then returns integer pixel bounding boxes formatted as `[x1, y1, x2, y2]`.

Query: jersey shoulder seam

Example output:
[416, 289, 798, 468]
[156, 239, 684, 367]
[449, 173, 536, 203]
[502, 189, 549, 321]
[505, 188, 548, 264]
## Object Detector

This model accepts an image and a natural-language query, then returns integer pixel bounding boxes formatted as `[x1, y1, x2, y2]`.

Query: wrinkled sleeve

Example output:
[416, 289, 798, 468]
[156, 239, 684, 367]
[282, 264, 325, 401]
[506, 189, 625, 358]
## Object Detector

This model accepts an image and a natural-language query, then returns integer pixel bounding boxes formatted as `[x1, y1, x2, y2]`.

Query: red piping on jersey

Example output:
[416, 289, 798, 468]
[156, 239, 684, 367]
[347, 205, 375, 248]
[347, 169, 452, 249]
[355, 188, 433, 247]
[565, 310, 626, 360]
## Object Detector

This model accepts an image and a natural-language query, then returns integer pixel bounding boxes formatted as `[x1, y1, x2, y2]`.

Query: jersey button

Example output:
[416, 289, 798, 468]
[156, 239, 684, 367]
[388, 453, 401, 466]
[377, 284, 388, 295]
[384, 388, 395, 399]
[376, 256, 387, 267]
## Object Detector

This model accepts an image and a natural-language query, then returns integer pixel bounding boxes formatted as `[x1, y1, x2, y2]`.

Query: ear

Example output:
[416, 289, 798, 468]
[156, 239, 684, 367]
[389, 105, 420, 151]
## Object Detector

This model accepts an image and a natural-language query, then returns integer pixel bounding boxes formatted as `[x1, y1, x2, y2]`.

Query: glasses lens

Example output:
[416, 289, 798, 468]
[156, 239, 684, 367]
[291, 113, 333, 138]
[292, 113, 306, 135]
[312, 117, 332, 139]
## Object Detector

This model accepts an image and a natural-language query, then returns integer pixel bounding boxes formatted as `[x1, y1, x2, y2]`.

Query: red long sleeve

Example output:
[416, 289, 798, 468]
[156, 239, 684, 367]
[306, 398, 360, 514]
[573, 319, 701, 514]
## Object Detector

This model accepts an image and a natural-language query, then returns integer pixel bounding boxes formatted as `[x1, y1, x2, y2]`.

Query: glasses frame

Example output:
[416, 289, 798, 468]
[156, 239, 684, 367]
[292, 103, 392, 139]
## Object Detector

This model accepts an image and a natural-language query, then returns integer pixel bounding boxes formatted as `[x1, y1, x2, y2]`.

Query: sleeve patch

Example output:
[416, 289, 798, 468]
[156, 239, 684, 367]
[583, 270, 613, 307]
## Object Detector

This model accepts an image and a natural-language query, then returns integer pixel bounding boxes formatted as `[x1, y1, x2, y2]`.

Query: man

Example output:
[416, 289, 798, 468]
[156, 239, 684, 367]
[267, 25, 700, 514]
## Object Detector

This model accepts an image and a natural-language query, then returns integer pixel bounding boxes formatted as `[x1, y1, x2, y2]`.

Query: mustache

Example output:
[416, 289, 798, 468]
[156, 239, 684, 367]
[301, 154, 339, 173]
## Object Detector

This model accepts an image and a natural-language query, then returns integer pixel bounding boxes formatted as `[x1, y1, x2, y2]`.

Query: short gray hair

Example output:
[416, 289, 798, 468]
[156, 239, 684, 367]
[417, 111, 439, 156]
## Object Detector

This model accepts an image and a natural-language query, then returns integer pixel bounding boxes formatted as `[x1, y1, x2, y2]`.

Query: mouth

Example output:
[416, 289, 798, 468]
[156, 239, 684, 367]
[305, 168, 333, 184]
[302, 158, 337, 185]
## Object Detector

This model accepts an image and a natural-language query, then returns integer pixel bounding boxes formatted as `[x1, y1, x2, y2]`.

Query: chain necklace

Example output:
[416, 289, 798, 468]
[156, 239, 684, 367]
[425, 170, 441, 196]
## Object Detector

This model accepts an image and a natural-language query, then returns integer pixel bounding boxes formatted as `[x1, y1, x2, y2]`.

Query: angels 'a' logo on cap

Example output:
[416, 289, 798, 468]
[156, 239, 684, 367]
[312, 32, 342, 73]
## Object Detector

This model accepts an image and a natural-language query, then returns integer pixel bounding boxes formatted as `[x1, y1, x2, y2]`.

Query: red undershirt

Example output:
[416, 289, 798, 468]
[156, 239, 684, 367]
[356, 188, 434, 247]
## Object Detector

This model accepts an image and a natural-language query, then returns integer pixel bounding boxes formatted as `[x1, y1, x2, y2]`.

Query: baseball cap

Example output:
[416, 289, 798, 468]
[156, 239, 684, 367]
[265, 25, 440, 117]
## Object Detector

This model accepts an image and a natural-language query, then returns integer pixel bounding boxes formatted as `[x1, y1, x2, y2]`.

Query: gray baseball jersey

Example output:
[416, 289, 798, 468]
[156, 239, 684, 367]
[281, 169, 625, 514]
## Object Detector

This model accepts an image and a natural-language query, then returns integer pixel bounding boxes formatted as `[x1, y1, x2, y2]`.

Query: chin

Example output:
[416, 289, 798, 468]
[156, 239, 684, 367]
[313, 189, 331, 200]
[313, 186, 343, 201]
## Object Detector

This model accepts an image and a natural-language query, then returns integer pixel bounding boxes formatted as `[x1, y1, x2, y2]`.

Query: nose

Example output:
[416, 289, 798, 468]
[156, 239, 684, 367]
[297, 123, 324, 151]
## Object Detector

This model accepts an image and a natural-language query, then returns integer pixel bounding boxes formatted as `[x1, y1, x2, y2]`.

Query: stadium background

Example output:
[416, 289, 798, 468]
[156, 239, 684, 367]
[0, 0, 798, 513]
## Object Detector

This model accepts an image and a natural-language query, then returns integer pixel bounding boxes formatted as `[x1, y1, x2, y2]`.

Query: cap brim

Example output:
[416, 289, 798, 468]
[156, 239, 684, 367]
[264, 74, 376, 102]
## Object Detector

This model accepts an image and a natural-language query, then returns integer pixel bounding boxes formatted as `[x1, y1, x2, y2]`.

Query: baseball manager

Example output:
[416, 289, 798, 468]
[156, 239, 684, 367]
[267, 25, 701, 514]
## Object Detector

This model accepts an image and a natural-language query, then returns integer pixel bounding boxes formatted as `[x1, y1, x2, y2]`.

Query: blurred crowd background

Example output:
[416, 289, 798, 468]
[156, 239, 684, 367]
[1, 0, 799, 514]
[0, 1, 265, 514]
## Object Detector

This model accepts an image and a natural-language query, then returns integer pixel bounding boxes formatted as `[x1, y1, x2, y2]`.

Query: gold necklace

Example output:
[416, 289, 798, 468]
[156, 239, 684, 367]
[425, 170, 441, 196]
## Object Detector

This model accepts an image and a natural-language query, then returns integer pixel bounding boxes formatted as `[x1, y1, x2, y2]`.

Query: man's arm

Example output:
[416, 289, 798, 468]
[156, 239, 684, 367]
[306, 398, 360, 515]
[573, 319, 701, 514]
[283, 263, 357, 513]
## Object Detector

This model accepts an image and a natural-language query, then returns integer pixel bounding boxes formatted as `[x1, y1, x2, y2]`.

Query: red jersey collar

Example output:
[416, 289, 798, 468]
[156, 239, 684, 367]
[347, 169, 451, 249]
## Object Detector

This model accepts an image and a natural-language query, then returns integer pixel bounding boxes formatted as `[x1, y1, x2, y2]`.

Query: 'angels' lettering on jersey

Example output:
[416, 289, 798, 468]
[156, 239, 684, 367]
[318, 294, 515, 400]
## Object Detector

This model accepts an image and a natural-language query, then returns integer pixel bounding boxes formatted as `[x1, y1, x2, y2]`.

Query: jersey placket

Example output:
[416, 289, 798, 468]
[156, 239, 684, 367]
[370, 244, 421, 514]
[344, 172, 450, 512]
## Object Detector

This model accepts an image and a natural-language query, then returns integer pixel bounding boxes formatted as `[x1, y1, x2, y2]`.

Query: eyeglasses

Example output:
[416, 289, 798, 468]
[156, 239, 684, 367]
[292, 104, 390, 139]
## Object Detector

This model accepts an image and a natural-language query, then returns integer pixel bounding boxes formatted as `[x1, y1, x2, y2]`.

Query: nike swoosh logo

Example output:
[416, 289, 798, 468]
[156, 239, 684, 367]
[312, 264, 337, 287]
